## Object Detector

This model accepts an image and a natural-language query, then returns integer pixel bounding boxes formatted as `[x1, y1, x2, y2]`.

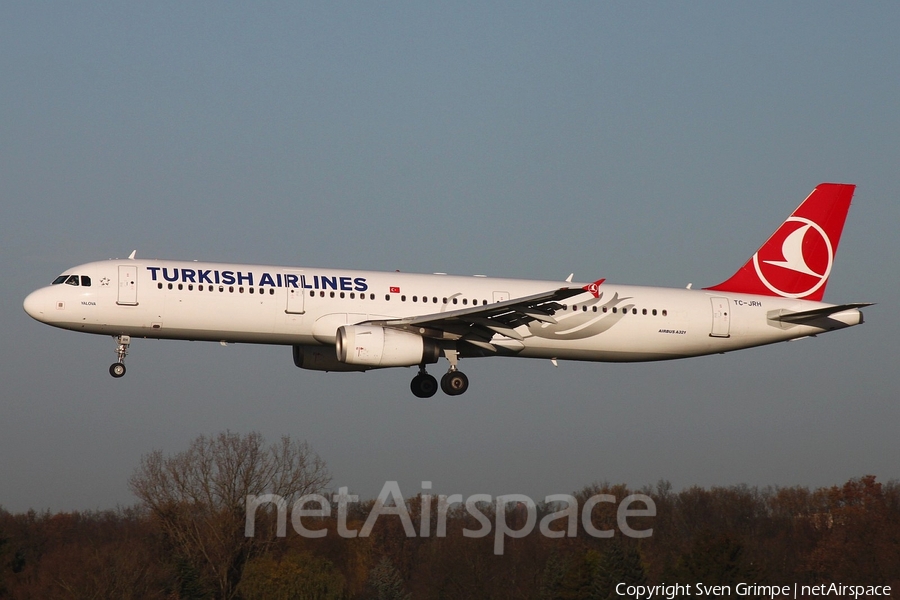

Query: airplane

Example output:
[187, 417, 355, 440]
[23, 183, 870, 397]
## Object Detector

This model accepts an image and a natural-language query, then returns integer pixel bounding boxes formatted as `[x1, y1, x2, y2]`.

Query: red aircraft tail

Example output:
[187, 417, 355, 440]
[705, 183, 856, 301]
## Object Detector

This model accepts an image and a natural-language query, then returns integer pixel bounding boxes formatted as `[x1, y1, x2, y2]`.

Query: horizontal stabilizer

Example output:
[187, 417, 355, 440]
[768, 302, 873, 324]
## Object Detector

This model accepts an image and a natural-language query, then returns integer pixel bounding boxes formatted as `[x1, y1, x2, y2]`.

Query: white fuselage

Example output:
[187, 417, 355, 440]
[23, 258, 863, 364]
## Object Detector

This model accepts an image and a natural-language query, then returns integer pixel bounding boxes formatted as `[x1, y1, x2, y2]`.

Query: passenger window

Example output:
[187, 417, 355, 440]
[662, 309, 667, 316]
[65, 275, 79, 286]
[652, 309, 657, 316]
[413, 296, 418, 302]
[81, 276, 91, 286]
[642, 308, 647, 315]
[401, 295, 407, 301]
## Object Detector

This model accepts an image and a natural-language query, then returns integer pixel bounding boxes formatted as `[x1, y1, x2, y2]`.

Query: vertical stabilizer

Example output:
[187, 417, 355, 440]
[705, 183, 855, 301]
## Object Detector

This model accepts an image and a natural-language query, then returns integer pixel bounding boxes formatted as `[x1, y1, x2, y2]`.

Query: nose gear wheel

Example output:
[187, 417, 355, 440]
[109, 335, 130, 378]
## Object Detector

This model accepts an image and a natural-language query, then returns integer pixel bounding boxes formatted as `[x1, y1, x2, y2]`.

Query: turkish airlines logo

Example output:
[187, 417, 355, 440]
[582, 279, 605, 298]
[752, 216, 833, 298]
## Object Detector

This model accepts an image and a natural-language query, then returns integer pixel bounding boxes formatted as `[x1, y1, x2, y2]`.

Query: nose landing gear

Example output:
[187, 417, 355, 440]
[109, 335, 130, 378]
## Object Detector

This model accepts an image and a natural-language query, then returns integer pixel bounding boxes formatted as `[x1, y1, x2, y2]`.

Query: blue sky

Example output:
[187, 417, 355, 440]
[2, 2, 898, 512]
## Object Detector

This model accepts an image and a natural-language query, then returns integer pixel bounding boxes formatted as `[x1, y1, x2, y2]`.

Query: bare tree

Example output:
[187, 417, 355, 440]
[129, 431, 330, 600]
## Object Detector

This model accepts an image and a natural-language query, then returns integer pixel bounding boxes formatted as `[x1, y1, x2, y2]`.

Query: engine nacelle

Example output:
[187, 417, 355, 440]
[292, 344, 368, 372]
[335, 325, 441, 367]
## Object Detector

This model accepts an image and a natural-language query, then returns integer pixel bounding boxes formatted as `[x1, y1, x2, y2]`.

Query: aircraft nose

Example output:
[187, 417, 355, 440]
[23, 289, 47, 321]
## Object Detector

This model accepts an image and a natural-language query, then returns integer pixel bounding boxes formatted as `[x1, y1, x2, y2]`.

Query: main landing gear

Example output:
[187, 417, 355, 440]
[109, 335, 130, 378]
[410, 367, 438, 398]
[410, 368, 469, 398]
[440, 370, 469, 396]
[410, 348, 470, 398]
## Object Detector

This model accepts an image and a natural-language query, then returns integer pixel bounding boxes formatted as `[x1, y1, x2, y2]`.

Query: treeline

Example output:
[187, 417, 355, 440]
[1, 433, 898, 599]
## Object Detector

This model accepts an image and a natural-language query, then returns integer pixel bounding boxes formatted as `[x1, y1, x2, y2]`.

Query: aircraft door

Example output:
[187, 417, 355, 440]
[117, 265, 138, 306]
[709, 297, 730, 338]
[286, 287, 305, 314]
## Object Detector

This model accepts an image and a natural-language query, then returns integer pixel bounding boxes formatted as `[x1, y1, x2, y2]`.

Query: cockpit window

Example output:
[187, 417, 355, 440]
[52, 274, 91, 286]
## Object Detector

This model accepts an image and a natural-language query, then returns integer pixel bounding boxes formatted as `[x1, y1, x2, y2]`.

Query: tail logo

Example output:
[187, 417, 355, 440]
[752, 216, 834, 299]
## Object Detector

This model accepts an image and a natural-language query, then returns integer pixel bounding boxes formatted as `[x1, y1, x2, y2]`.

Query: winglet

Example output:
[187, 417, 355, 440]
[582, 278, 605, 298]
[128, 250, 137, 260]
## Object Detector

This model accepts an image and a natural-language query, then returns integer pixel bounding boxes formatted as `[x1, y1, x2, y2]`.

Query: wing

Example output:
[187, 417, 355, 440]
[362, 279, 605, 352]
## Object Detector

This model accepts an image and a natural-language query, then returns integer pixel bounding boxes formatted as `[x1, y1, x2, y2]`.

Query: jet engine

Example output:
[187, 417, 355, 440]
[335, 325, 441, 367]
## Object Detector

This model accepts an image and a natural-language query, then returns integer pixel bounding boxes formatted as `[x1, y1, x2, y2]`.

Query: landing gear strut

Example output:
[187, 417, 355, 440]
[109, 335, 130, 378]
[439, 347, 469, 396]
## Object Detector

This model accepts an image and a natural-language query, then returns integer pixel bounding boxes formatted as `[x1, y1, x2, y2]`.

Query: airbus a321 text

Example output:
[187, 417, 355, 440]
[24, 183, 870, 397]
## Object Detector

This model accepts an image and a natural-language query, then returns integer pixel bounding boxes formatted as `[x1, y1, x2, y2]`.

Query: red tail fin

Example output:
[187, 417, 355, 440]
[705, 183, 855, 301]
